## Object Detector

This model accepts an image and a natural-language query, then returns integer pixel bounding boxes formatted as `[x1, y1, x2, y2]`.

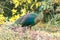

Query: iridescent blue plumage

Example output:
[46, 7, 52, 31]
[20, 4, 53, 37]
[15, 12, 37, 27]
[14, 12, 43, 29]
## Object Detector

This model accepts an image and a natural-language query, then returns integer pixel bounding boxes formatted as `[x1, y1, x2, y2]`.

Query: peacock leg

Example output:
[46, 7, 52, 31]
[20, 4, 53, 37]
[23, 27, 27, 33]
[27, 25, 31, 30]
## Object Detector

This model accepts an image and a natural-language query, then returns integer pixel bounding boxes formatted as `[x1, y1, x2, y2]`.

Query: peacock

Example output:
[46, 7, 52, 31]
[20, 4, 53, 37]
[14, 11, 43, 30]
